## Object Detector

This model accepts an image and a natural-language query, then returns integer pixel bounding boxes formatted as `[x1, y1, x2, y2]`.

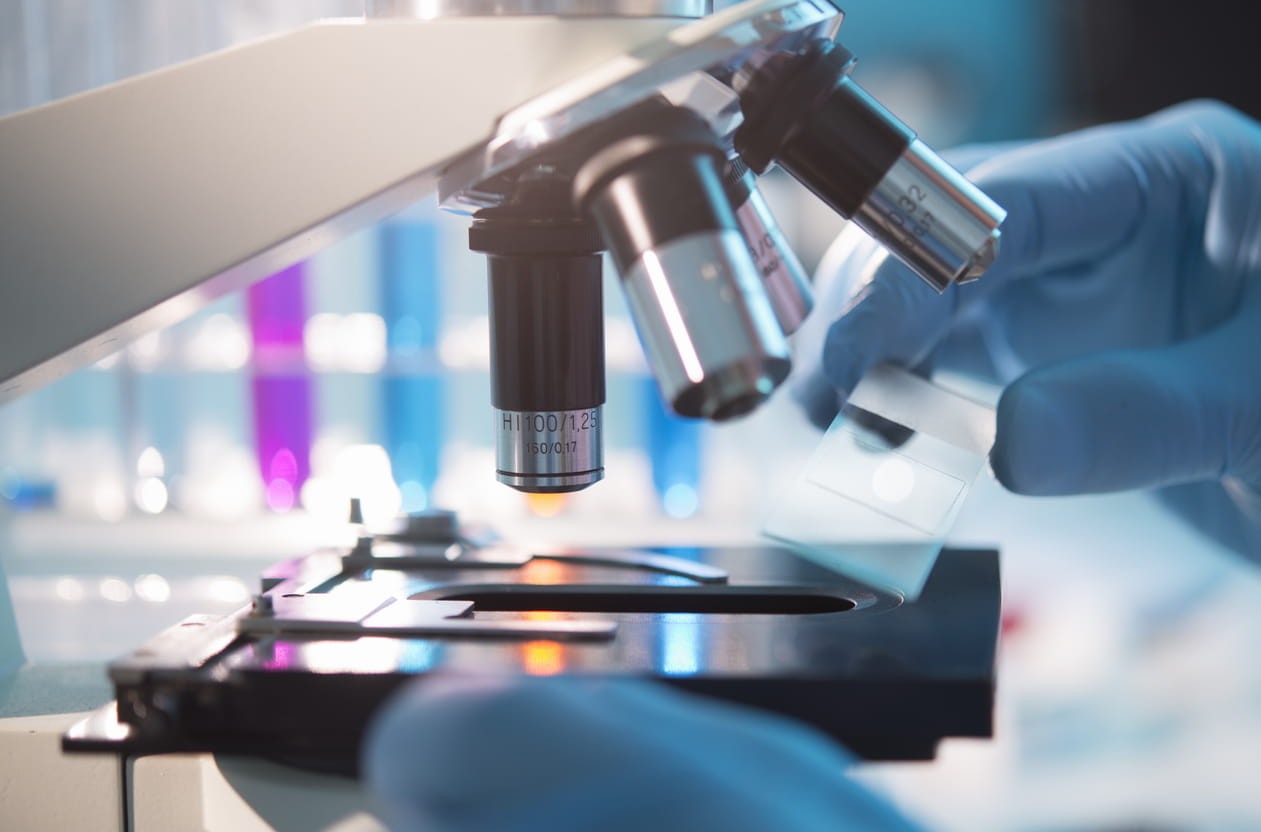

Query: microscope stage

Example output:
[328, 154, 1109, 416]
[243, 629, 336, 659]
[64, 528, 998, 772]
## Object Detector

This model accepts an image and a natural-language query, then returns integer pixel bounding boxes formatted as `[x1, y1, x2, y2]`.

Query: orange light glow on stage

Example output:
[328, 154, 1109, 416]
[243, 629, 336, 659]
[522, 612, 565, 676]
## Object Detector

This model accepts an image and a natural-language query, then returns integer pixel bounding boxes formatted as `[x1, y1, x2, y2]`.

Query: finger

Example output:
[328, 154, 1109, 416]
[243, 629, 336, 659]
[363, 675, 917, 832]
[939, 140, 1031, 173]
[991, 301, 1261, 496]
[819, 248, 946, 397]
[923, 102, 1261, 376]
[791, 225, 887, 428]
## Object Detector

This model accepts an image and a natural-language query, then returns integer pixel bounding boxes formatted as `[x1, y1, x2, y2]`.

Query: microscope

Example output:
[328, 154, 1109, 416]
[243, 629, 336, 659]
[0, 0, 1004, 787]
[0, 0, 1002, 494]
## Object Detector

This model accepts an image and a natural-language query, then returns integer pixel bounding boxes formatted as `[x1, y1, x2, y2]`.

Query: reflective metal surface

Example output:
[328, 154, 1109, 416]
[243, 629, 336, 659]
[658, 72, 745, 141]
[622, 230, 790, 420]
[238, 595, 617, 639]
[439, 0, 842, 209]
[731, 173, 813, 333]
[495, 406, 604, 492]
[331, 528, 732, 582]
[368, 0, 710, 17]
[540, 548, 729, 582]
[852, 138, 1006, 293]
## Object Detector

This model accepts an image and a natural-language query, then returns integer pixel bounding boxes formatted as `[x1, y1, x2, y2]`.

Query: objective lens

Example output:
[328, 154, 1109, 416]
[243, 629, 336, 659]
[574, 103, 790, 421]
[722, 156, 813, 334]
[735, 43, 1006, 293]
[851, 137, 1002, 288]
[470, 182, 605, 493]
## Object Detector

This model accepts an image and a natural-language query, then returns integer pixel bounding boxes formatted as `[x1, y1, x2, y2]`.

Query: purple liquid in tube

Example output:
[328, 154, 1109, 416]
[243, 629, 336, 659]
[248, 262, 313, 513]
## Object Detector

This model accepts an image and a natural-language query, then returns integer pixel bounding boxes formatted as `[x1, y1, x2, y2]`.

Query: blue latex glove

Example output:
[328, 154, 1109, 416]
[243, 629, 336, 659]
[364, 675, 920, 832]
[795, 100, 1261, 556]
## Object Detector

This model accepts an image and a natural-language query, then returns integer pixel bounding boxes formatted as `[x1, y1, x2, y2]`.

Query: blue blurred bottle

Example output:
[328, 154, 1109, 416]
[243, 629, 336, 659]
[380, 212, 445, 513]
[641, 375, 702, 518]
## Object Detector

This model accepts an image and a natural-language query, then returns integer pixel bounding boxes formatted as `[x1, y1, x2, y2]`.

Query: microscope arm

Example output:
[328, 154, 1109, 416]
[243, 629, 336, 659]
[0, 15, 679, 404]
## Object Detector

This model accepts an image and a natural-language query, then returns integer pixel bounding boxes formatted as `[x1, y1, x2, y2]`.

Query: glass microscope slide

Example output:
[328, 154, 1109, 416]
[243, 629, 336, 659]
[763, 365, 995, 600]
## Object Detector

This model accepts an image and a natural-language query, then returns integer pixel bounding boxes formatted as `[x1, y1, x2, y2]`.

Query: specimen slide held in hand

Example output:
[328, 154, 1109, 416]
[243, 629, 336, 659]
[764, 365, 995, 600]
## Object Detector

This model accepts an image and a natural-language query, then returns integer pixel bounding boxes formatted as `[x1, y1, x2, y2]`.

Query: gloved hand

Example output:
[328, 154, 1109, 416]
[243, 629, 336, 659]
[794, 100, 1261, 556]
[364, 675, 920, 832]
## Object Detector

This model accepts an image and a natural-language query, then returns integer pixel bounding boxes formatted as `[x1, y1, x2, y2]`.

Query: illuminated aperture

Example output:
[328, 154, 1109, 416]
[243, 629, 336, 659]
[522, 559, 568, 585]
[522, 613, 565, 676]
[526, 493, 567, 518]
[522, 641, 564, 676]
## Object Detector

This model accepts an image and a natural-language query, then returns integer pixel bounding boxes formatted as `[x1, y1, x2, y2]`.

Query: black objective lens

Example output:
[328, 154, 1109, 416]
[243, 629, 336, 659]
[469, 179, 605, 493]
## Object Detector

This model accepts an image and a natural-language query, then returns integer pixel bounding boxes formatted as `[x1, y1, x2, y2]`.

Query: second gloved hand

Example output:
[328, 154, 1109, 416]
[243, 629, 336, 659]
[794, 100, 1261, 556]
[364, 675, 920, 832]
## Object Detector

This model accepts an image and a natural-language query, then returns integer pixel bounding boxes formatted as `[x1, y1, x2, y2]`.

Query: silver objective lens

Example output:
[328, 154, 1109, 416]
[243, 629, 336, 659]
[851, 139, 1004, 292]
[733, 43, 1006, 295]
[495, 406, 603, 492]
[574, 102, 791, 423]
[622, 230, 790, 420]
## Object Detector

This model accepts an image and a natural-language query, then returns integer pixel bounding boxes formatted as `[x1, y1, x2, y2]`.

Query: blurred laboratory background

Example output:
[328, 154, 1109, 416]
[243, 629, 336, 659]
[3, 2, 1261, 831]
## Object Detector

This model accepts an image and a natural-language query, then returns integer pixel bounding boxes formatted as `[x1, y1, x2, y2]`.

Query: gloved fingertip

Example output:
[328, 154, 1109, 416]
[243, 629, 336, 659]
[363, 675, 499, 792]
[366, 675, 635, 831]
[820, 318, 867, 399]
[992, 374, 1088, 496]
[790, 371, 845, 431]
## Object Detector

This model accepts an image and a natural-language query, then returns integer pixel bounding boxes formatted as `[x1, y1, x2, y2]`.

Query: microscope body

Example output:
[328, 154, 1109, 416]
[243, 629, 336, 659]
[0, 10, 1010, 821]
[0, 12, 673, 401]
[0, 0, 1005, 495]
